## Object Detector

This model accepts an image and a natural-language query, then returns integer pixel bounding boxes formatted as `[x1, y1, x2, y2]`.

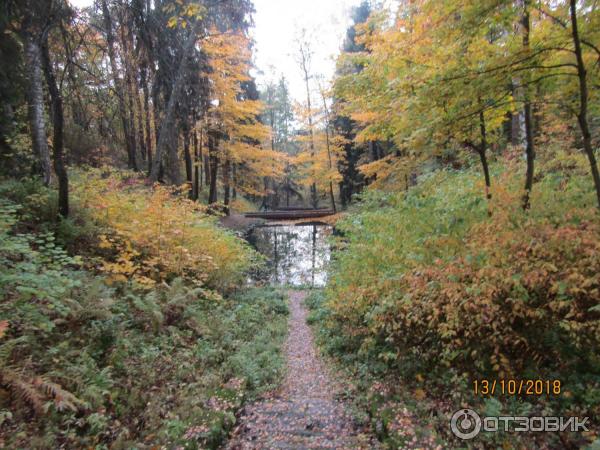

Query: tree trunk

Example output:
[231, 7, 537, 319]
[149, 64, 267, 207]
[208, 133, 219, 204]
[141, 64, 153, 174]
[192, 127, 200, 200]
[520, 0, 535, 210]
[479, 108, 491, 199]
[319, 90, 337, 212]
[101, 0, 137, 171]
[183, 129, 193, 184]
[232, 164, 237, 201]
[41, 36, 68, 217]
[122, 29, 138, 170]
[522, 101, 535, 210]
[300, 49, 318, 209]
[370, 141, 378, 161]
[150, 20, 201, 183]
[151, 63, 161, 148]
[133, 69, 146, 164]
[510, 87, 526, 147]
[223, 157, 231, 215]
[165, 128, 181, 185]
[24, 35, 52, 186]
[569, 0, 600, 209]
[204, 153, 211, 190]
[261, 177, 269, 210]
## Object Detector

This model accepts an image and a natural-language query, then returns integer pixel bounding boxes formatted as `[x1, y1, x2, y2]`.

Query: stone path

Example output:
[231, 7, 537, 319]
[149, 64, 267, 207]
[226, 290, 376, 449]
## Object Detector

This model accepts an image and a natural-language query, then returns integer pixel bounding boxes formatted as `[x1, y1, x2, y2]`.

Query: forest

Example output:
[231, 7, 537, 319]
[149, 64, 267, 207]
[0, 0, 599, 448]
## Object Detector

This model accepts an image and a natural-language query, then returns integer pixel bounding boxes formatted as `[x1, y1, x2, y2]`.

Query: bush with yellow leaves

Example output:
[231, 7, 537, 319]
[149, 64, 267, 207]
[71, 167, 256, 290]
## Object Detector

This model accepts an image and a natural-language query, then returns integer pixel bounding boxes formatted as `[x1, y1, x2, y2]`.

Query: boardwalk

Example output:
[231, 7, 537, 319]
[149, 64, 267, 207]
[243, 209, 335, 221]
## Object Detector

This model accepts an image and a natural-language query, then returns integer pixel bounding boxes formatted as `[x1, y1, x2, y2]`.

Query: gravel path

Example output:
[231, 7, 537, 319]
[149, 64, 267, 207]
[226, 290, 376, 449]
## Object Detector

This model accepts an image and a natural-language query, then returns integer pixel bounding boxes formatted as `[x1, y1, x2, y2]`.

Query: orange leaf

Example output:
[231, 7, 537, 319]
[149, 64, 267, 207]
[0, 320, 8, 338]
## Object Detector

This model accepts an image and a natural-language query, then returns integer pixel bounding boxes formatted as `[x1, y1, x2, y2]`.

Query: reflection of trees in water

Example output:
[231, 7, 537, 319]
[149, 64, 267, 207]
[249, 224, 332, 287]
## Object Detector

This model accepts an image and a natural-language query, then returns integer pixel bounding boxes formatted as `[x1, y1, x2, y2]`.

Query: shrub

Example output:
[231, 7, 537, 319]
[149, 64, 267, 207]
[318, 155, 600, 448]
[70, 167, 257, 290]
[0, 189, 287, 448]
[373, 219, 600, 382]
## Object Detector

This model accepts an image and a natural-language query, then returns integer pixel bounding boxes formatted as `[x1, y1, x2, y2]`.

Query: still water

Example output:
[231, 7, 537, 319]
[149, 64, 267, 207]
[246, 224, 333, 287]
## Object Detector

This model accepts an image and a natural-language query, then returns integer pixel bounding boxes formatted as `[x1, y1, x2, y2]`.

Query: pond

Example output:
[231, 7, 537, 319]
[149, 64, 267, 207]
[246, 223, 333, 287]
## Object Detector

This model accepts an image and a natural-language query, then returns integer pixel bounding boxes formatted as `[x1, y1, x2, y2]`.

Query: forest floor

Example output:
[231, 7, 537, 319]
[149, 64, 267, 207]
[226, 290, 377, 449]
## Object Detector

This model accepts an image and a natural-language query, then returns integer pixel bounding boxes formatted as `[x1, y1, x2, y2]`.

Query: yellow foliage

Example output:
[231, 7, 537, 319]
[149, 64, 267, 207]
[294, 102, 343, 194]
[200, 28, 285, 194]
[72, 168, 254, 290]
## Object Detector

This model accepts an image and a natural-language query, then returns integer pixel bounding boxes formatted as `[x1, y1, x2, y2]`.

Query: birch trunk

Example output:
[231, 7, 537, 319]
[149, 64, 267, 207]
[24, 35, 52, 186]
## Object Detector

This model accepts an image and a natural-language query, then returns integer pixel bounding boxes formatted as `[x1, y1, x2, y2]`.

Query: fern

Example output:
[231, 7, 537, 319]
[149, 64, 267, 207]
[126, 292, 164, 332]
[0, 368, 44, 415]
[33, 377, 84, 413]
[0, 368, 84, 415]
[0, 336, 27, 366]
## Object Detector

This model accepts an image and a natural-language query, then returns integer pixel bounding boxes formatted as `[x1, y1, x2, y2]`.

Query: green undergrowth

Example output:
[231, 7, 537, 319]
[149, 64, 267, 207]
[308, 153, 600, 449]
[0, 178, 288, 449]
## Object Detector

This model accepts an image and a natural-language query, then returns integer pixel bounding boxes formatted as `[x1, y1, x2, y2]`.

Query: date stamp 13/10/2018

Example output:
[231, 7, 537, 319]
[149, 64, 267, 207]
[473, 379, 562, 396]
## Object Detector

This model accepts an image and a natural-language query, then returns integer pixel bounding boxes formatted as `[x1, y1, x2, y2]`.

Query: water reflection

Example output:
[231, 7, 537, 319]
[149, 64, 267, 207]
[247, 224, 332, 287]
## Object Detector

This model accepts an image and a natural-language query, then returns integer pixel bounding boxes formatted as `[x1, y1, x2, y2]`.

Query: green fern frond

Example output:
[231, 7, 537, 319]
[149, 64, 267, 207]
[0, 336, 27, 366]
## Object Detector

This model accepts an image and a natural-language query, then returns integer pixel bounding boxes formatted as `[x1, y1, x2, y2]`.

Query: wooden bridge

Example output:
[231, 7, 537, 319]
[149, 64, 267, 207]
[244, 208, 335, 220]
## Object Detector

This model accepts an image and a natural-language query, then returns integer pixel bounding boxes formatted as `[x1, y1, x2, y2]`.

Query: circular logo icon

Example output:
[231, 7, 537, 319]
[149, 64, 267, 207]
[451, 408, 482, 440]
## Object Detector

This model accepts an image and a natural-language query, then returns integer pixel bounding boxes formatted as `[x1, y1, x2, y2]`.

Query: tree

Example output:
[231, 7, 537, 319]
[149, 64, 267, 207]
[258, 75, 299, 208]
[519, 0, 536, 210]
[149, 5, 203, 184]
[41, 14, 70, 217]
[10, 0, 54, 186]
[201, 28, 281, 211]
[317, 80, 337, 212]
[568, 0, 600, 209]
[296, 30, 319, 208]
[333, 1, 371, 207]
[101, 0, 137, 171]
[332, 0, 600, 209]
[7, 0, 71, 215]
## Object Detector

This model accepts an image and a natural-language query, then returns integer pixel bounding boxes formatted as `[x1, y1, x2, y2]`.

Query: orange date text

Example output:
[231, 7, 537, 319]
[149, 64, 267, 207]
[473, 379, 561, 396]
